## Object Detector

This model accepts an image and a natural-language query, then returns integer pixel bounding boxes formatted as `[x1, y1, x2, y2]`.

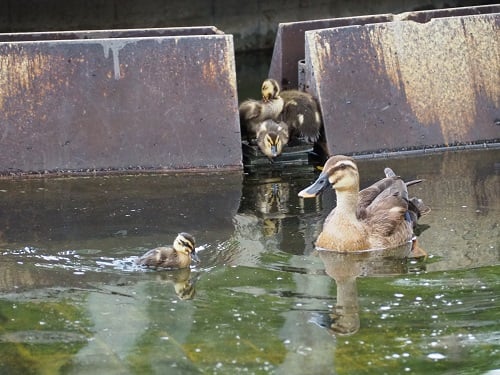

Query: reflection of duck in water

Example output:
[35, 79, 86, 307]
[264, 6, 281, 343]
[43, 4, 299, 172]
[299, 155, 430, 254]
[255, 181, 290, 236]
[136, 233, 199, 269]
[316, 243, 412, 336]
[254, 182, 290, 216]
[157, 267, 199, 300]
[240, 178, 291, 237]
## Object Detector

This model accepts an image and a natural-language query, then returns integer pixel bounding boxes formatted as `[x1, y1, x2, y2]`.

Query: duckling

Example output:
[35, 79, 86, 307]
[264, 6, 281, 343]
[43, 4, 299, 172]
[256, 119, 289, 159]
[239, 79, 284, 141]
[298, 155, 429, 251]
[136, 232, 199, 269]
[280, 89, 323, 143]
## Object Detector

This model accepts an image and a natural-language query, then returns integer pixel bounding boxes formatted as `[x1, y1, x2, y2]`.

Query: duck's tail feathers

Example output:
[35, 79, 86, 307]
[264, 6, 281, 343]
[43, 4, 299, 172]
[406, 179, 424, 187]
[384, 167, 396, 178]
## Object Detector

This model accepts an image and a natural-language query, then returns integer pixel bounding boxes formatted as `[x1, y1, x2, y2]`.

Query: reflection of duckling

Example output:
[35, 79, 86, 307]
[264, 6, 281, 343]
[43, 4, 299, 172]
[255, 182, 290, 216]
[157, 268, 199, 300]
[136, 232, 199, 269]
[280, 89, 323, 143]
[262, 218, 282, 237]
[299, 155, 429, 251]
[239, 79, 284, 141]
[256, 119, 289, 159]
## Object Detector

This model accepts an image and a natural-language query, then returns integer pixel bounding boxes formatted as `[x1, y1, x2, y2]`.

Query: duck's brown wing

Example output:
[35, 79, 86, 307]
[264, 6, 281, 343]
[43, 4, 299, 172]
[357, 177, 402, 218]
[136, 248, 161, 267]
[136, 247, 176, 267]
[358, 177, 410, 237]
[239, 99, 262, 121]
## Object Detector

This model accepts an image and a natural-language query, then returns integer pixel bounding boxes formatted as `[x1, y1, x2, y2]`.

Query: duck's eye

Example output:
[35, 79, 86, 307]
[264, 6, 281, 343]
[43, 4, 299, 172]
[180, 240, 192, 249]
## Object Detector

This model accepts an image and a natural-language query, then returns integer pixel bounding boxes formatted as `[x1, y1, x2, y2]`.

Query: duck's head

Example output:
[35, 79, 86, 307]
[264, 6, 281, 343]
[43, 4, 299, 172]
[173, 232, 200, 263]
[257, 120, 289, 159]
[298, 155, 359, 197]
[261, 78, 280, 102]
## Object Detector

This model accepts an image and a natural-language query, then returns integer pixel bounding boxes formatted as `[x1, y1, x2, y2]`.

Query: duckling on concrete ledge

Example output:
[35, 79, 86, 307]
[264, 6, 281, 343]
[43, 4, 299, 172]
[280, 88, 323, 144]
[256, 119, 289, 159]
[298, 155, 429, 253]
[239, 78, 284, 142]
[136, 232, 199, 269]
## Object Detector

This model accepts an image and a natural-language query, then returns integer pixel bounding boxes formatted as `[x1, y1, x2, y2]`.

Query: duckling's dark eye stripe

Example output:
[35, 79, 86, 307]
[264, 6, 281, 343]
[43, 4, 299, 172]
[181, 240, 194, 250]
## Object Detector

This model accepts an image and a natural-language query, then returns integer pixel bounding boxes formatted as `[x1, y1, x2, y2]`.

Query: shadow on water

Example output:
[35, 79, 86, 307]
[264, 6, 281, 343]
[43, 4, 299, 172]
[0, 148, 499, 374]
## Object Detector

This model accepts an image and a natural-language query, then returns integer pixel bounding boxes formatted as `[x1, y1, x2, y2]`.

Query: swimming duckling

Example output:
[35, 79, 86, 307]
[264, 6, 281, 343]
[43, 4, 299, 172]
[256, 119, 289, 159]
[298, 155, 429, 251]
[239, 79, 284, 141]
[136, 232, 199, 269]
[280, 89, 323, 143]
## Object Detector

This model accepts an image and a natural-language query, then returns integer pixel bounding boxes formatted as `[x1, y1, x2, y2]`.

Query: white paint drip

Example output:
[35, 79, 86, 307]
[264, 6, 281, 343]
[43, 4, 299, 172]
[101, 40, 131, 80]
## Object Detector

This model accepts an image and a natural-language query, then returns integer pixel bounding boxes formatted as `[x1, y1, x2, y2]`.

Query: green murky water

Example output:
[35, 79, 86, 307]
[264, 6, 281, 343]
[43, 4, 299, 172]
[0, 148, 499, 374]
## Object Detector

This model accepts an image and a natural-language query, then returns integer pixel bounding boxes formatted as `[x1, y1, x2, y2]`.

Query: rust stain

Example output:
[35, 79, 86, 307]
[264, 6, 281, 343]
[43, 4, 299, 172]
[310, 32, 332, 94]
[0, 45, 84, 128]
[201, 39, 235, 84]
[0, 46, 47, 111]
[368, 16, 499, 144]
[200, 37, 238, 101]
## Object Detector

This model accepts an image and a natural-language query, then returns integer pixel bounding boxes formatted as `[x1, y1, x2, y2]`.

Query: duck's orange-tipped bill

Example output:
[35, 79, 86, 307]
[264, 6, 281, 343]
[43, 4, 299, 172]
[298, 188, 318, 198]
[298, 172, 330, 198]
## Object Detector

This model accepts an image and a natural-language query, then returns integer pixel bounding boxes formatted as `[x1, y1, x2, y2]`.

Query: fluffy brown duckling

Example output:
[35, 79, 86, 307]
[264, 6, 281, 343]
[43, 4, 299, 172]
[239, 79, 284, 141]
[256, 119, 289, 159]
[298, 155, 429, 251]
[280, 89, 323, 143]
[136, 232, 199, 269]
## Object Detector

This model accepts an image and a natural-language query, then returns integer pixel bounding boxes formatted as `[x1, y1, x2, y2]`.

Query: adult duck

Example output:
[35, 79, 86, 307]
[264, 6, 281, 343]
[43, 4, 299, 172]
[298, 155, 429, 251]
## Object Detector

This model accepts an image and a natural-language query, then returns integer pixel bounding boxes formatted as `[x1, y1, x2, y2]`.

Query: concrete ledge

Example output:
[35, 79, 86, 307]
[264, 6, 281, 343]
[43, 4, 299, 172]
[268, 14, 393, 90]
[0, 27, 242, 174]
[305, 10, 499, 154]
[269, 5, 499, 90]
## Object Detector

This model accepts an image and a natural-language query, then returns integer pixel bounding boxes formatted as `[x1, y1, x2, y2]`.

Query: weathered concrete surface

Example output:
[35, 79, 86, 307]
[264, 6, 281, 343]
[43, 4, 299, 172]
[0, 27, 242, 174]
[0, 0, 492, 52]
[269, 5, 499, 89]
[303, 7, 499, 154]
[268, 14, 393, 90]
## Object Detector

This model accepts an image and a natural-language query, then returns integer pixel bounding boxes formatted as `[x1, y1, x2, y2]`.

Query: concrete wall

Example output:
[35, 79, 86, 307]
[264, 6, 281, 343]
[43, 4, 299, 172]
[0, 28, 242, 174]
[0, 0, 494, 51]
